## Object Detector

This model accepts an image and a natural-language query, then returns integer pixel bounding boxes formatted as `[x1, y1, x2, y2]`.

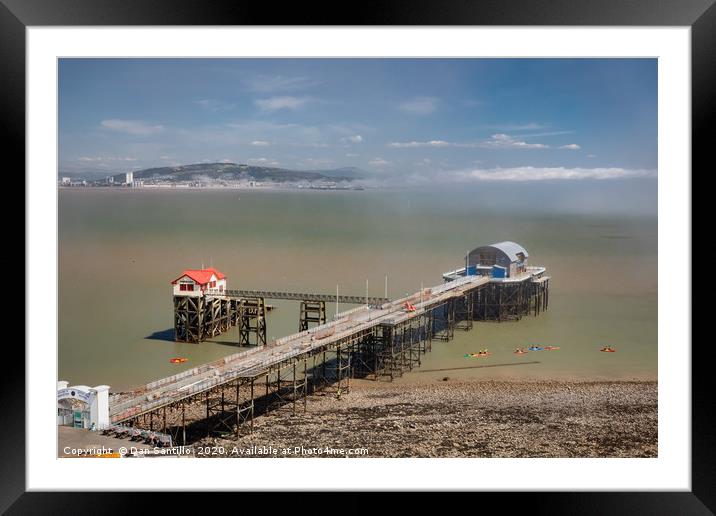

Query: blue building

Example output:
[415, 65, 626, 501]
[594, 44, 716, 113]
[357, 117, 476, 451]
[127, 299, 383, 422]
[466, 241, 529, 279]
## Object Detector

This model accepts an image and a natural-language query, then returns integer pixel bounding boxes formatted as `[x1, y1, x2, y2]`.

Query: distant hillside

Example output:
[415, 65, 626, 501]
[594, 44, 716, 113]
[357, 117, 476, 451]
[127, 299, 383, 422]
[112, 163, 368, 183]
[308, 167, 370, 180]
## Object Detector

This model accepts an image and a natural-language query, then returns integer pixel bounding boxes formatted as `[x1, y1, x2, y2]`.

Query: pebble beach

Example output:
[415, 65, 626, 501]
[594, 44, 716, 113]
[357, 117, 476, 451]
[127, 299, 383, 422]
[197, 379, 657, 458]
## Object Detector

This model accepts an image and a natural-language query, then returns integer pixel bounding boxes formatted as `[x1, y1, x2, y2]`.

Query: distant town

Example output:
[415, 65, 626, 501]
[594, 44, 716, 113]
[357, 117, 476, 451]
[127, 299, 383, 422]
[58, 162, 368, 191]
[58, 173, 365, 191]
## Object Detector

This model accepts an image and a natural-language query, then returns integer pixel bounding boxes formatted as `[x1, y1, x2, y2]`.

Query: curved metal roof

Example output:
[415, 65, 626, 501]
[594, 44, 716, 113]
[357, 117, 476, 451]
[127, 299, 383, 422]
[469, 241, 529, 262]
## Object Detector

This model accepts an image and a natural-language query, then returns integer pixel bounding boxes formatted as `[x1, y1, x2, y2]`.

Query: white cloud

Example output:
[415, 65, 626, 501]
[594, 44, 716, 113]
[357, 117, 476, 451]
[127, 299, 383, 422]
[398, 96, 439, 115]
[559, 144, 581, 150]
[345, 153, 359, 157]
[250, 140, 271, 146]
[479, 134, 548, 149]
[587, 154, 597, 158]
[255, 96, 311, 111]
[452, 166, 656, 182]
[368, 157, 390, 167]
[388, 134, 549, 149]
[341, 135, 363, 144]
[244, 75, 319, 92]
[388, 140, 452, 148]
[77, 156, 137, 162]
[100, 119, 164, 136]
[513, 130, 574, 138]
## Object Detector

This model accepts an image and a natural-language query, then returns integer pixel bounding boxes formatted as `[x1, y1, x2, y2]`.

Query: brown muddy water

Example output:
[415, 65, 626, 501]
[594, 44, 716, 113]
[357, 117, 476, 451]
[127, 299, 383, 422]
[58, 188, 657, 391]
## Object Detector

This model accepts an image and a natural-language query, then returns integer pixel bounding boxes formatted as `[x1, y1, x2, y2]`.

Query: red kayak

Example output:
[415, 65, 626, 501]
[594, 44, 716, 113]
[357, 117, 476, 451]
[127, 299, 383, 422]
[169, 357, 188, 364]
[600, 347, 616, 353]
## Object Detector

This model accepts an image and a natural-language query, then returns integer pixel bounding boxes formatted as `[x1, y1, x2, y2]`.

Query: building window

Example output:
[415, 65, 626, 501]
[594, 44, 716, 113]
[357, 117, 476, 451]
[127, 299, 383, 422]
[179, 284, 187, 291]
[187, 284, 194, 291]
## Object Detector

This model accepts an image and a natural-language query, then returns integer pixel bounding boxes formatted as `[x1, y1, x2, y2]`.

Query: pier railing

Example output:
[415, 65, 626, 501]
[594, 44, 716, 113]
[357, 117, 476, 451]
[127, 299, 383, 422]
[207, 288, 389, 305]
[110, 273, 502, 423]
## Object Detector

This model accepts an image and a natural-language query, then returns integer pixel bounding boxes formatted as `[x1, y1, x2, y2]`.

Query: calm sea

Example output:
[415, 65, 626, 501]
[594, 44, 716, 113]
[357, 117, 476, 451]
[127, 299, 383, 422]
[59, 187, 657, 390]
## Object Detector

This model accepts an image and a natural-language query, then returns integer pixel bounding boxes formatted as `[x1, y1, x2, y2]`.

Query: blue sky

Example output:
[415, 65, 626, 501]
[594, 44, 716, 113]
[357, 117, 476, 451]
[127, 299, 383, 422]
[59, 58, 657, 183]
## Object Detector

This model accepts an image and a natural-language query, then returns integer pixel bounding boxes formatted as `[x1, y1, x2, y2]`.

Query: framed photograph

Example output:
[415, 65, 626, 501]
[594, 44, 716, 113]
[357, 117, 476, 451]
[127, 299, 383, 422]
[7, 0, 709, 511]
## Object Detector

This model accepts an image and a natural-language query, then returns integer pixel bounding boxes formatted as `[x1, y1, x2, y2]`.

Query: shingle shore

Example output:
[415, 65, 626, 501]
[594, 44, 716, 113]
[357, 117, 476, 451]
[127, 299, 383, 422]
[197, 379, 657, 458]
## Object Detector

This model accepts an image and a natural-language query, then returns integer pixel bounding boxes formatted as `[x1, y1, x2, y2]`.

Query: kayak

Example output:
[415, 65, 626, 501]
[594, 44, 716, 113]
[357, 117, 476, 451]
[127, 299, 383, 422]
[600, 347, 616, 353]
[543, 346, 560, 351]
[513, 349, 528, 355]
[527, 346, 543, 351]
[169, 357, 188, 364]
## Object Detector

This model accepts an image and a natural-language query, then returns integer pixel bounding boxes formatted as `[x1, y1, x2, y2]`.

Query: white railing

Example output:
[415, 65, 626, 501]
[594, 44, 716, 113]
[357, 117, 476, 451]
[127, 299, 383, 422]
[111, 273, 498, 422]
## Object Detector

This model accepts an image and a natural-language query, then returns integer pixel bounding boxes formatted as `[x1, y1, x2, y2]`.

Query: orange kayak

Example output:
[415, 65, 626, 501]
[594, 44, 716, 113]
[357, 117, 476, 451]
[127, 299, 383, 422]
[513, 349, 528, 355]
[600, 347, 616, 353]
[169, 357, 188, 364]
[544, 346, 560, 351]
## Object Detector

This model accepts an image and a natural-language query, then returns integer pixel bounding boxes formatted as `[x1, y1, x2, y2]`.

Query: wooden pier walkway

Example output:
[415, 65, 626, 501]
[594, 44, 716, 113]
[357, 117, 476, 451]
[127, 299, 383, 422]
[109, 275, 489, 424]
[108, 265, 549, 445]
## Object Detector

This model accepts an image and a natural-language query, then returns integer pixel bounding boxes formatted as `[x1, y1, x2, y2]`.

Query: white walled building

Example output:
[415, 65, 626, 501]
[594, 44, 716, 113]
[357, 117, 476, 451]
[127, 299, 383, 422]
[125, 171, 134, 185]
[57, 381, 110, 429]
[171, 267, 227, 297]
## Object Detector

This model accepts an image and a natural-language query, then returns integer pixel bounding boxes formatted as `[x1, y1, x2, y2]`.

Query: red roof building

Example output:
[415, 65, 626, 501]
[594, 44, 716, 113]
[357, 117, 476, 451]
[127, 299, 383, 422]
[172, 267, 227, 296]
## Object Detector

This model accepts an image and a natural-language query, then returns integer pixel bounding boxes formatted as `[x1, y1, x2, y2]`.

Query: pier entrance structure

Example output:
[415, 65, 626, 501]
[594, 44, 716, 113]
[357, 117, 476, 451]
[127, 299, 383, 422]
[57, 381, 110, 430]
[113, 242, 549, 443]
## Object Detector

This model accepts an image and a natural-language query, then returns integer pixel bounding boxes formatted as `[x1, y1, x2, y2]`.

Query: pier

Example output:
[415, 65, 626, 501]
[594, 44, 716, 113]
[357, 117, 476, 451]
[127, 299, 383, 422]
[106, 242, 549, 445]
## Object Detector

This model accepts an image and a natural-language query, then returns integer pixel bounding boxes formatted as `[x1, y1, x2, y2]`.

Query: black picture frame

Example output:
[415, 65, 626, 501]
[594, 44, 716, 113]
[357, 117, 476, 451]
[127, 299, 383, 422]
[4, 0, 709, 512]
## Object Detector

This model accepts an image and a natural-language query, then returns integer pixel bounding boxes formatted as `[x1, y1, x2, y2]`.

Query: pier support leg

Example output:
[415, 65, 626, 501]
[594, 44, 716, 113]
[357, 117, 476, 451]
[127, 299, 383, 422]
[236, 381, 241, 440]
[239, 297, 267, 346]
[181, 402, 186, 446]
[174, 295, 205, 343]
[456, 291, 474, 331]
[299, 300, 326, 331]
[322, 350, 327, 388]
[276, 367, 281, 406]
[292, 361, 297, 414]
[250, 379, 255, 433]
[205, 392, 210, 437]
[235, 378, 255, 438]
